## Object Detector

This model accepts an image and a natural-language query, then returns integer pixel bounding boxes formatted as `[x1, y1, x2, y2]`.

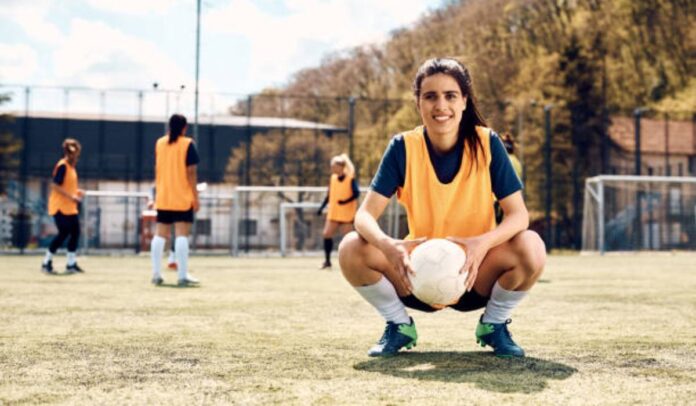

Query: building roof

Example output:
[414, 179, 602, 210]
[7, 111, 347, 132]
[608, 116, 695, 155]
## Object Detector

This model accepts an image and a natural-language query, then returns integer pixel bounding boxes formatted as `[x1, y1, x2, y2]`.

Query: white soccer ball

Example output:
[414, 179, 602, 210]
[408, 238, 468, 309]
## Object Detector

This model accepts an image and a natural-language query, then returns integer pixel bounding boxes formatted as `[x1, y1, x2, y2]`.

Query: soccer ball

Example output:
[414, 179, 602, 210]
[408, 238, 468, 309]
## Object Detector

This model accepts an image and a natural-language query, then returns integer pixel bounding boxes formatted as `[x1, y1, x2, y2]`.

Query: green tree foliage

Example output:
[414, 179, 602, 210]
[225, 0, 695, 241]
[0, 91, 22, 195]
[224, 129, 337, 187]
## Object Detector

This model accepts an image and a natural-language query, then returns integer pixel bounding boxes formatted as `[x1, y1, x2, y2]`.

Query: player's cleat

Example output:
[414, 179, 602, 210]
[475, 316, 525, 358]
[177, 275, 200, 287]
[151, 276, 164, 286]
[367, 317, 418, 357]
[66, 263, 85, 274]
[319, 261, 332, 270]
[41, 260, 57, 275]
[167, 262, 178, 270]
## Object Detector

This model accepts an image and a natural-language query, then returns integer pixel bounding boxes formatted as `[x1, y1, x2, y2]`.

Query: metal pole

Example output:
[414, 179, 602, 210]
[348, 96, 356, 166]
[664, 112, 670, 176]
[544, 105, 553, 251]
[193, 0, 201, 143]
[598, 180, 605, 254]
[517, 104, 525, 187]
[18, 87, 30, 254]
[634, 108, 643, 175]
[634, 108, 643, 249]
[244, 95, 253, 253]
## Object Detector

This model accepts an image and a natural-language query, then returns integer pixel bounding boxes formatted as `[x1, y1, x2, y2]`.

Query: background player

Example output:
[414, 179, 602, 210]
[41, 138, 86, 274]
[150, 114, 200, 287]
[316, 153, 359, 269]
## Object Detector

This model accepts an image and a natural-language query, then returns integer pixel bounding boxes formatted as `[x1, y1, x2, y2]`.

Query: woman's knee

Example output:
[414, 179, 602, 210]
[338, 231, 363, 269]
[512, 230, 547, 275]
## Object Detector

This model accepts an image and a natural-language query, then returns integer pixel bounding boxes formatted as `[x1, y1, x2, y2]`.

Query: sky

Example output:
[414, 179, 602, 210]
[0, 0, 441, 115]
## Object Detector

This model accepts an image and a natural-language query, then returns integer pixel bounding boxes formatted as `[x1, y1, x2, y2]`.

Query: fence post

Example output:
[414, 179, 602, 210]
[544, 104, 553, 251]
[348, 96, 356, 171]
[18, 87, 31, 254]
[634, 108, 644, 249]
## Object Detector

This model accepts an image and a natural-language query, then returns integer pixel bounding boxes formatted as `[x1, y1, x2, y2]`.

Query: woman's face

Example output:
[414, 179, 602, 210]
[67, 148, 81, 163]
[416, 73, 467, 139]
[330, 163, 344, 175]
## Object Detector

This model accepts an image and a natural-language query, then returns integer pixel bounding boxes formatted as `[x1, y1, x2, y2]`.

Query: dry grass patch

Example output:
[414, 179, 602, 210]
[0, 253, 695, 405]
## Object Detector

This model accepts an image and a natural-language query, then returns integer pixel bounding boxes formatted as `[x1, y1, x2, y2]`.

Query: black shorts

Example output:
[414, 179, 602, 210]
[399, 289, 489, 313]
[157, 209, 194, 224]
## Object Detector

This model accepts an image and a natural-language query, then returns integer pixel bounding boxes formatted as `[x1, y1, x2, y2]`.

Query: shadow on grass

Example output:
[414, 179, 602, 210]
[354, 351, 576, 393]
[154, 283, 201, 289]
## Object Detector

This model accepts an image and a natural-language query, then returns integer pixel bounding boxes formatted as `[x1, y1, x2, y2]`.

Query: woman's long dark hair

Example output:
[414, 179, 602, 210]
[412, 58, 487, 173]
[168, 114, 187, 144]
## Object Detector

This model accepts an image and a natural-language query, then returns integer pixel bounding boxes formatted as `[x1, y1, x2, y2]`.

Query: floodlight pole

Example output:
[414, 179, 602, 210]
[193, 0, 201, 144]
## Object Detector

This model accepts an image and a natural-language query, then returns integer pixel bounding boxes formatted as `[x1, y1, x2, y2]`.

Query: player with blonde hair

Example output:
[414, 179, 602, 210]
[316, 153, 359, 269]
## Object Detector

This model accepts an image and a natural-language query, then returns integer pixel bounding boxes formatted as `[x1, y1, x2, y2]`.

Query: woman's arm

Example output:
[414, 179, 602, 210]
[51, 183, 81, 202]
[356, 191, 425, 294]
[186, 164, 199, 211]
[448, 191, 528, 291]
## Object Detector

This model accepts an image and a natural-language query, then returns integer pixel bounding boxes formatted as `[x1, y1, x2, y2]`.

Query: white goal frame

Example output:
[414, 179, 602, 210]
[582, 175, 696, 254]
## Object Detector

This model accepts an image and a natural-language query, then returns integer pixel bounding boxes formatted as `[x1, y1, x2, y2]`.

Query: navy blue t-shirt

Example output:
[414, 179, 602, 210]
[370, 130, 522, 199]
[186, 142, 200, 166]
[53, 164, 67, 185]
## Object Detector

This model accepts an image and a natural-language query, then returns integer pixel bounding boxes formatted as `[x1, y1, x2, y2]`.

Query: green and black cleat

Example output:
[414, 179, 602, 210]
[475, 316, 525, 358]
[367, 317, 418, 357]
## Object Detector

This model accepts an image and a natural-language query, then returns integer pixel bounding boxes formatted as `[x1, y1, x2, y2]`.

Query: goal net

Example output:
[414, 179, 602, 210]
[77, 185, 405, 256]
[582, 175, 696, 253]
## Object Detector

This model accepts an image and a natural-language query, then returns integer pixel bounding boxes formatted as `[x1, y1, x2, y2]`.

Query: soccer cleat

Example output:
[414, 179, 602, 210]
[66, 263, 85, 274]
[177, 275, 200, 287]
[475, 316, 525, 358]
[41, 260, 57, 275]
[319, 261, 332, 270]
[367, 317, 418, 357]
[151, 276, 164, 286]
[167, 262, 178, 270]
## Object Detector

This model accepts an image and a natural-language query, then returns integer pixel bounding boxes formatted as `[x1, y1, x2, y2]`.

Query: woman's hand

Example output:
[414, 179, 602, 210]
[378, 237, 426, 296]
[73, 189, 84, 203]
[446, 235, 492, 292]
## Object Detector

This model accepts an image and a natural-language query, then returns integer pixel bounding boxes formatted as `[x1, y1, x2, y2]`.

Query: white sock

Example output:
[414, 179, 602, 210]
[43, 250, 53, 264]
[175, 236, 189, 280]
[150, 235, 165, 278]
[167, 250, 176, 264]
[67, 252, 76, 266]
[355, 276, 411, 324]
[482, 281, 528, 324]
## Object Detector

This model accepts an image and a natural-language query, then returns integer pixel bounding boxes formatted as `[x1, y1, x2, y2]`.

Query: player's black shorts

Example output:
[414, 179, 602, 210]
[157, 208, 194, 224]
[399, 289, 489, 313]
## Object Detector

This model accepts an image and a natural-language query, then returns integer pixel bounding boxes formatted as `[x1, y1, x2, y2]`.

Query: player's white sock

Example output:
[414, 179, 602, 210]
[150, 235, 165, 278]
[43, 250, 53, 265]
[167, 250, 176, 264]
[175, 236, 189, 280]
[481, 281, 528, 324]
[66, 252, 76, 266]
[355, 276, 410, 324]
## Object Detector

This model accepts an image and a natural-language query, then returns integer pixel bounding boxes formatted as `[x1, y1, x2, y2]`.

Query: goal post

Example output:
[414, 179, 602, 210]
[582, 175, 696, 254]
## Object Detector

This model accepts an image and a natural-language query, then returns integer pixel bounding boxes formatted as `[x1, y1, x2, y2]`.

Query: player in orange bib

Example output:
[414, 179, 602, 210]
[149, 114, 200, 287]
[41, 138, 86, 274]
[316, 153, 359, 270]
[338, 58, 546, 358]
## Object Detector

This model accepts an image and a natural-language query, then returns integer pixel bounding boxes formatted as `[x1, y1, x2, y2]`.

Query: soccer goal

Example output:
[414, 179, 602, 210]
[582, 175, 696, 253]
[81, 189, 236, 254]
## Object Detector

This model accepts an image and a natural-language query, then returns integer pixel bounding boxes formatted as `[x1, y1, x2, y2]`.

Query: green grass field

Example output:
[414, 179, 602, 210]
[1, 253, 695, 405]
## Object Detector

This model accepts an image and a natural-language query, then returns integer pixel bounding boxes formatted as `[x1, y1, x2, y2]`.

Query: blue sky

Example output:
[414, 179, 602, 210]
[0, 0, 441, 103]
